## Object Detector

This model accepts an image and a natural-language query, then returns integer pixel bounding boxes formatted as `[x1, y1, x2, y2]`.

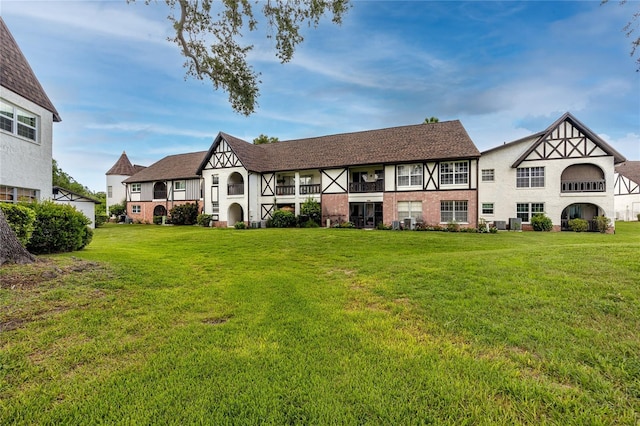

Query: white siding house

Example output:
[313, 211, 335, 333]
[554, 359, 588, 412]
[0, 17, 60, 203]
[478, 113, 626, 231]
[614, 161, 640, 221]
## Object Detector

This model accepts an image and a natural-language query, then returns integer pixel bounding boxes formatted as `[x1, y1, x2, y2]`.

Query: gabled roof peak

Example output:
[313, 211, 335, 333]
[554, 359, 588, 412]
[0, 17, 61, 122]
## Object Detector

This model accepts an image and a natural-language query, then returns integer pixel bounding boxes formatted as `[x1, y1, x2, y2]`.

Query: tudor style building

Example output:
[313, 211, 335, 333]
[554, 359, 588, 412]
[122, 151, 205, 223]
[614, 161, 640, 221]
[105, 151, 146, 215]
[196, 121, 481, 228]
[0, 17, 61, 203]
[478, 113, 626, 231]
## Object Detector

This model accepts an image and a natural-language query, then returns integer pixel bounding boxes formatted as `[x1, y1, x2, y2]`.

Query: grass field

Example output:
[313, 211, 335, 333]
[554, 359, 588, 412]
[1, 222, 639, 424]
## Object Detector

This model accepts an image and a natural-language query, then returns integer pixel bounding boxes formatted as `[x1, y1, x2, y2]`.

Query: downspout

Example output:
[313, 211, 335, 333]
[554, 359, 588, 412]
[247, 171, 251, 224]
[475, 158, 479, 228]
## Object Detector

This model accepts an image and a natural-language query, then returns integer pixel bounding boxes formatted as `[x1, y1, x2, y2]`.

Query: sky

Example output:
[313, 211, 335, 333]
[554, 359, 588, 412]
[2, 0, 639, 193]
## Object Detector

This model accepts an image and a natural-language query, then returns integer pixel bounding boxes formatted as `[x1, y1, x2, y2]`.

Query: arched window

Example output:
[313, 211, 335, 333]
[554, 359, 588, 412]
[153, 182, 167, 199]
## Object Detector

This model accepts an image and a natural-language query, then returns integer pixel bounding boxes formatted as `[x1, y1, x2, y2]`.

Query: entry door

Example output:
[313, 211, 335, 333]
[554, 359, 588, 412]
[364, 203, 375, 228]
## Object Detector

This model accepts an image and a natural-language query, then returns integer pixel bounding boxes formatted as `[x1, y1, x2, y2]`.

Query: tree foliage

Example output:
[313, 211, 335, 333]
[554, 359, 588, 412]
[602, 0, 640, 70]
[253, 134, 280, 144]
[26, 201, 93, 254]
[424, 116, 439, 123]
[130, 0, 349, 115]
[53, 159, 94, 198]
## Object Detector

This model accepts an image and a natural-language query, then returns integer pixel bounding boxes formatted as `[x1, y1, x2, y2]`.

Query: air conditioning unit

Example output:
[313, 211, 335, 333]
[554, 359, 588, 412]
[403, 218, 416, 230]
[494, 220, 506, 230]
[509, 217, 522, 231]
[392, 221, 400, 230]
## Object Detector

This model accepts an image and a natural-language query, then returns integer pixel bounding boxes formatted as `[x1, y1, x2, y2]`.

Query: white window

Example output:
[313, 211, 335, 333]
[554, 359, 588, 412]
[516, 203, 544, 222]
[397, 201, 423, 221]
[131, 205, 141, 214]
[131, 183, 141, 193]
[174, 180, 186, 191]
[397, 164, 423, 187]
[0, 100, 38, 142]
[107, 186, 113, 198]
[516, 167, 545, 188]
[481, 169, 495, 182]
[440, 200, 468, 223]
[212, 201, 219, 213]
[212, 175, 219, 185]
[440, 161, 469, 185]
[482, 203, 494, 215]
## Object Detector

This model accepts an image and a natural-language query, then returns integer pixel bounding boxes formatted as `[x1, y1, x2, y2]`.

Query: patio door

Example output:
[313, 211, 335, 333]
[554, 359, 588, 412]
[349, 202, 382, 228]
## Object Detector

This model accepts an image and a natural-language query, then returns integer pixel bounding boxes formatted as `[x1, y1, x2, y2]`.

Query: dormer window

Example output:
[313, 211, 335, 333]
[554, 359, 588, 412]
[0, 99, 38, 143]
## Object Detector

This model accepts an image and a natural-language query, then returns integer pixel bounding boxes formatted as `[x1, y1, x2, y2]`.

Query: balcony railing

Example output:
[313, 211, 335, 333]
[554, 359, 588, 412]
[153, 190, 167, 199]
[349, 180, 384, 193]
[300, 184, 321, 195]
[276, 185, 295, 196]
[227, 183, 244, 195]
[561, 180, 605, 193]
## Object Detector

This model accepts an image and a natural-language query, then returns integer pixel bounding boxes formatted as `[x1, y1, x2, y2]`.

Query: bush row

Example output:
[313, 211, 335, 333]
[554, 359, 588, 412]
[1, 201, 92, 254]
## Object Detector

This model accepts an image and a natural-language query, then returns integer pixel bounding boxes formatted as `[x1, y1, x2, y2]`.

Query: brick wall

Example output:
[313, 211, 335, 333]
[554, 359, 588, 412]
[321, 193, 349, 225]
[383, 190, 478, 228]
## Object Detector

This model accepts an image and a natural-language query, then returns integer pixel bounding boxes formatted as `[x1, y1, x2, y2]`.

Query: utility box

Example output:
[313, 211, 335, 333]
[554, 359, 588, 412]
[509, 217, 522, 231]
[494, 221, 506, 230]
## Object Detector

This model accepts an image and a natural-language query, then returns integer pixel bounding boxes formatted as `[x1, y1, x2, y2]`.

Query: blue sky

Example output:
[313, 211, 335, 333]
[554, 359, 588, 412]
[3, 0, 639, 192]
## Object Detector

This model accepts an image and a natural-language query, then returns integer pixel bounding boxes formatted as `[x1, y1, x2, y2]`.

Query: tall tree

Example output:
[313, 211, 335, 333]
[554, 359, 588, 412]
[130, 0, 350, 115]
[0, 208, 35, 265]
[253, 134, 279, 144]
[602, 0, 640, 70]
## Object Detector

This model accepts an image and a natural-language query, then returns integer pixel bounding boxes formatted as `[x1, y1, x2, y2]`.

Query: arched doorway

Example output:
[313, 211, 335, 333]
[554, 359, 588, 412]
[561, 203, 605, 231]
[153, 205, 167, 217]
[228, 203, 244, 227]
[153, 182, 167, 199]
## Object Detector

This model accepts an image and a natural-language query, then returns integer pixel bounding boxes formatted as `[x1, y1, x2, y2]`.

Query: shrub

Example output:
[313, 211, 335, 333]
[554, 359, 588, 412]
[338, 221, 354, 228]
[638, 213, 640, 222]
[0, 203, 36, 246]
[197, 213, 213, 227]
[95, 212, 108, 228]
[301, 219, 319, 228]
[531, 213, 553, 231]
[26, 201, 92, 254]
[594, 216, 611, 233]
[300, 198, 321, 225]
[568, 218, 588, 232]
[268, 209, 297, 228]
[153, 215, 164, 225]
[109, 202, 126, 217]
[376, 222, 392, 230]
[447, 221, 460, 232]
[169, 203, 199, 225]
[234, 221, 246, 229]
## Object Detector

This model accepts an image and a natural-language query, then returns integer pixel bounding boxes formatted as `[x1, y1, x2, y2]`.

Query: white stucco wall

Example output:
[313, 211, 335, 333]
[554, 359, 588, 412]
[106, 174, 127, 214]
[479, 141, 616, 229]
[0, 89, 53, 199]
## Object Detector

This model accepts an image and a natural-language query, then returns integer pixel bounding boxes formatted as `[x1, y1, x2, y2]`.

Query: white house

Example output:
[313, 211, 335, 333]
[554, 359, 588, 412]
[478, 113, 626, 231]
[105, 151, 145, 215]
[0, 17, 60, 203]
[614, 161, 640, 221]
[196, 122, 481, 229]
[51, 186, 101, 228]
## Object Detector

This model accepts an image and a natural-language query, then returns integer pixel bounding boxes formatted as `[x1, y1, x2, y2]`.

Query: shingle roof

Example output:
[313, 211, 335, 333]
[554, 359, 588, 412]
[615, 161, 640, 185]
[201, 121, 480, 174]
[0, 17, 61, 122]
[124, 151, 207, 183]
[106, 151, 138, 176]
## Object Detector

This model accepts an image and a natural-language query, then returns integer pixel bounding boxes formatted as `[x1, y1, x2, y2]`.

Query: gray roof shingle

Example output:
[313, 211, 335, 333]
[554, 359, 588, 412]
[124, 151, 207, 183]
[203, 121, 480, 174]
[615, 161, 640, 185]
[0, 17, 61, 122]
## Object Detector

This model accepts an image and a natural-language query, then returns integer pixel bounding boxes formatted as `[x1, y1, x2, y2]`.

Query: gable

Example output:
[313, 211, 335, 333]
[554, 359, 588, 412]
[512, 113, 626, 167]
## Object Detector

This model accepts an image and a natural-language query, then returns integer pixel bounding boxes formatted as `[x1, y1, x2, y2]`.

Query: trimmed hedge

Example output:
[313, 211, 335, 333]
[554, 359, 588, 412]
[26, 201, 93, 254]
[0, 203, 36, 246]
[531, 213, 553, 231]
[169, 203, 199, 225]
[267, 210, 297, 228]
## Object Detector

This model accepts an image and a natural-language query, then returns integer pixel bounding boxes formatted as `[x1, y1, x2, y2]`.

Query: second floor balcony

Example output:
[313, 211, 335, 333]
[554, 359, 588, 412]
[228, 183, 244, 195]
[349, 180, 384, 193]
[561, 179, 605, 193]
[275, 183, 321, 196]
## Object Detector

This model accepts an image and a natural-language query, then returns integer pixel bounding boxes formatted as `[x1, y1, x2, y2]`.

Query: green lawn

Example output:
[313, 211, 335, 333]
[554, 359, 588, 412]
[2, 223, 639, 424]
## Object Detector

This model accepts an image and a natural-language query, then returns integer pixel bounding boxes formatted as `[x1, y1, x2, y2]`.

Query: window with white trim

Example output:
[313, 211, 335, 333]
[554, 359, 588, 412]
[482, 203, 494, 215]
[516, 203, 544, 222]
[131, 183, 141, 193]
[107, 186, 113, 197]
[397, 201, 423, 221]
[174, 180, 186, 191]
[440, 161, 469, 185]
[397, 164, 423, 187]
[516, 167, 545, 188]
[131, 205, 141, 214]
[440, 200, 468, 223]
[481, 169, 495, 182]
[212, 175, 219, 185]
[0, 100, 38, 142]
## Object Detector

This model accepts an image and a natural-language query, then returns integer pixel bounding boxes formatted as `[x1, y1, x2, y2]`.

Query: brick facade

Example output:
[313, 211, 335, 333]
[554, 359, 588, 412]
[127, 200, 202, 224]
[383, 189, 478, 228]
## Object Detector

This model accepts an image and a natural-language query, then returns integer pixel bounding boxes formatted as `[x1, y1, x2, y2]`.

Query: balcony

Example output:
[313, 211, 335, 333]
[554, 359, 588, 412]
[300, 184, 321, 195]
[349, 180, 384, 193]
[276, 185, 295, 196]
[561, 180, 605, 193]
[227, 183, 244, 195]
